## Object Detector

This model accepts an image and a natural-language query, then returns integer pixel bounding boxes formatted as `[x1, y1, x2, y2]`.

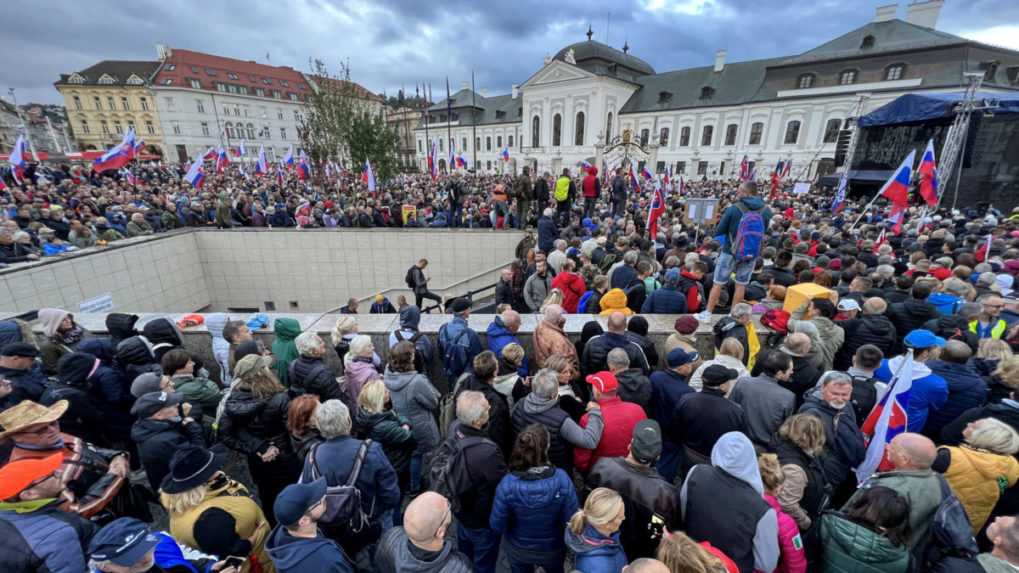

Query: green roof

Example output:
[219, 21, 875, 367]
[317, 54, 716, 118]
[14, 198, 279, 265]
[778, 19, 968, 66]
[619, 57, 785, 114]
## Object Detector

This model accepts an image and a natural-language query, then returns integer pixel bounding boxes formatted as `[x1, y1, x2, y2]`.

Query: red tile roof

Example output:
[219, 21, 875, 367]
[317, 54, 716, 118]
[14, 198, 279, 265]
[151, 48, 310, 101]
[307, 75, 384, 103]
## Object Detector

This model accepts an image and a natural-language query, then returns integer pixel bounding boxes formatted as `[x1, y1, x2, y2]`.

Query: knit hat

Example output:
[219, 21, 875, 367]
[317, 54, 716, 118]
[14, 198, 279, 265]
[130, 372, 163, 398]
[674, 316, 699, 335]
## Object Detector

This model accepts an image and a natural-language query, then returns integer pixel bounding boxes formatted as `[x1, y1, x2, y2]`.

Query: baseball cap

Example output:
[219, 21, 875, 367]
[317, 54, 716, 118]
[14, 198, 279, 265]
[233, 354, 274, 380]
[0, 452, 63, 500]
[88, 518, 161, 567]
[585, 371, 618, 393]
[904, 329, 946, 349]
[130, 391, 183, 418]
[837, 299, 861, 312]
[630, 420, 663, 464]
[0, 342, 39, 358]
[274, 477, 328, 527]
[666, 348, 700, 368]
[701, 364, 739, 387]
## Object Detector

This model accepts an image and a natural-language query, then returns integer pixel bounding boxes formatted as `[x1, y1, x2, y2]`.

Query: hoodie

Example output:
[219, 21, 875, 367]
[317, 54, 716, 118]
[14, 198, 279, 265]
[564, 524, 628, 573]
[615, 368, 651, 411]
[714, 196, 773, 255]
[875, 355, 948, 433]
[37, 308, 71, 339]
[267, 525, 352, 573]
[104, 313, 139, 346]
[388, 305, 435, 369]
[598, 288, 633, 316]
[205, 313, 232, 385]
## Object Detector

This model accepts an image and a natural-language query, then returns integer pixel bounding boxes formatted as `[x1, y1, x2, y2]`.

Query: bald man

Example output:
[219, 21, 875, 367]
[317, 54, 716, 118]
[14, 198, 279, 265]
[844, 433, 944, 550]
[581, 311, 651, 376]
[374, 492, 471, 573]
[486, 309, 529, 376]
[623, 558, 670, 573]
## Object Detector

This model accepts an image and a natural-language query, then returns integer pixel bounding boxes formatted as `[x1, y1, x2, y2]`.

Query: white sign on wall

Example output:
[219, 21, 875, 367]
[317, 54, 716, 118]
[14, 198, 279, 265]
[79, 293, 114, 313]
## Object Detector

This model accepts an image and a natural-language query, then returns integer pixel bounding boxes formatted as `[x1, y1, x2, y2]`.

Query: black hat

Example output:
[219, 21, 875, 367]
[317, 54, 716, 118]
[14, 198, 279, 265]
[233, 340, 263, 363]
[702, 364, 739, 387]
[450, 298, 470, 313]
[130, 391, 183, 418]
[160, 445, 225, 494]
[1, 342, 38, 358]
[274, 477, 328, 526]
[630, 420, 663, 464]
[88, 517, 161, 566]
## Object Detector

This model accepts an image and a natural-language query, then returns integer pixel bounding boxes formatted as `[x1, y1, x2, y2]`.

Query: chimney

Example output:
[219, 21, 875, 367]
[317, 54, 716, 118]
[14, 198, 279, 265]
[905, 0, 943, 29]
[713, 49, 726, 73]
[511, 84, 519, 99]
[874, 3, 898, 22]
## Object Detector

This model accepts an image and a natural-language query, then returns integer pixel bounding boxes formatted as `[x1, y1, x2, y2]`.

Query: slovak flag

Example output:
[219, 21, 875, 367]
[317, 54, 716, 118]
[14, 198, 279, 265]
[215, 147, 230, 173]
[184, 153, 205, 189]
[120, 168, 136, 186]
[888, 206, 906, 235]
[132, 138, 145, 157]
[501, 147, 510, 162]
[878, 150, 915, 210]
[202, 147, 217, 161]
[857, 352, 915, 481]
[455, 153, 468, 170]
[363, 159, 377, 193]
[646, 183, 666, 240]
[831, 173, 848, 213]
[283, 146, 294, 168]
[255, 145, 268, 176]
[8, 135, 27, 182]
[918, 139, 938, 207]
[427, 141, 438, 180]
[92, 140, 132, 173]
[579, 159, 592, 172]
[296, 152, 311, 180]
[641, 165, 654, 181]
[663, 166, 672, 189]
[978, 233, 994, 263]
[629, 159, 640, 188]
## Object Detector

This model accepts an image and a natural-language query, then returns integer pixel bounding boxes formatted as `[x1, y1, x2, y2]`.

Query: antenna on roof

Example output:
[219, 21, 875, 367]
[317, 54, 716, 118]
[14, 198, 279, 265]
[623, 39, 630, 54]
[606, 12, 611, 46]
[587, 24, 593, 41]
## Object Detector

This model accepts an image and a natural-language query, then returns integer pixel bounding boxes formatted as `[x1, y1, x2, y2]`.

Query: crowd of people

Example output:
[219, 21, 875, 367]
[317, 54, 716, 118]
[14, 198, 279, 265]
[7, 154, 1019, 572]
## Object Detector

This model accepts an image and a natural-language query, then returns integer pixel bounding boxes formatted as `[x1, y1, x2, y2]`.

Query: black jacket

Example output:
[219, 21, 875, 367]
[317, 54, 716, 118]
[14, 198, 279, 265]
[833, 314, 898, 371]
[779, 353, 821, 406]
[923, 315, 981, 354]
[587, 457, 678, 560]
[448, 422, 507, 530]
[941, 401, 1019, 446]
[668, 388, 746, 458]
[289, 356, 344, 404]
[142, 319, 183, 362]
[131, 417, 206, 491]
[40, 352, 106, 444]
[581, 332, 651, 376]
[923, 361, 989, 441]
[115, 336, 162, 382]
[714, 319, 751, 368]
[455, 376, 512, 455]
[798, 393, 866, 490]
[0, 363, 47, 411]
[886, 299, 940, 353]
[220, 386, 292, 457]
[625, 331, 659, 371]
[615, 368, 652, 413]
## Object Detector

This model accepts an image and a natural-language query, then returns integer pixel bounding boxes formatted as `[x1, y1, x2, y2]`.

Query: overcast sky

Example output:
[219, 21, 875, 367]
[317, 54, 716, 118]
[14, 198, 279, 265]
[6, 0, 1018, 106]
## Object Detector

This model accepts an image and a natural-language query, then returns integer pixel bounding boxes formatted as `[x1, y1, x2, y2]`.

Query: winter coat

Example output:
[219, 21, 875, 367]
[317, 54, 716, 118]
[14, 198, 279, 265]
[596, 287, 632, 317]
[552, 271, 587, 313]
[625, 331, 659, 372]
[40, 352, 108, 444]
[446, 421, 508, 529]
[875, 356, 948, 433]
[524, 271, 554, 311]
[640, 285, 687, 314]
[575, 395, 647, 474]
[220, 386, 292, 457]
[942, 400, 1019, 446]
[938, 445, 1019, 533]
[689, 355, 750, 392]
[354, 407, 415, 476]
[37, 308, 84, 375]
[299, 435, 401, 521]
[490, 466, 578, 554]
[833, 314, 897, 371]
[587, 457, 678, 561]
[170, 373, 223, 421]
[267, 526, 352, 573]
[886, 300, 940, 353]
[819, 511, 910, 573]
[615, 368, 651, 412]
[923, 361, 988, 440]
[789, 312, 844, 373]
[537, 215, 558, 253]
[487, 316, 529, 376]
[846, 469, 943, 550]
[929, 292, 965, 316]
[533, 319, 580, 375]
[648, 369, 694, 430]
[116, 336, 161, 382]
[131, 417, 206, 492]
[344, 356, 382, 403]
[289, 355, 344, 403]
[0, 363, 47, 411]
[668, 387, 746, 459]
[374, 526, 472, 573]
[0, 499, 95, 573]
[729, 374, 796, 448]
[384, 368, 441, 452]
[764, 494, 807, 573]
[142, 318, 184, 362]
[511, 392, 603, 472]
[798, 391, 866, 490]
[565, 524, 628, 573]
[581, 331, 649, 377]
[456, 375, 513, 455]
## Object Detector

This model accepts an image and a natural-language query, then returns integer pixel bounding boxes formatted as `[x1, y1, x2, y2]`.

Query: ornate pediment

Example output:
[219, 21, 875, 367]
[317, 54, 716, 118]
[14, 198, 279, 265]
[520, 60, 595, 88]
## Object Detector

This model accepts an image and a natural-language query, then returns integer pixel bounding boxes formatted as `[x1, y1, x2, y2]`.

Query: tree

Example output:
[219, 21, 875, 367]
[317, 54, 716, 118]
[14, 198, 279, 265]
[298, 59, 400, 180]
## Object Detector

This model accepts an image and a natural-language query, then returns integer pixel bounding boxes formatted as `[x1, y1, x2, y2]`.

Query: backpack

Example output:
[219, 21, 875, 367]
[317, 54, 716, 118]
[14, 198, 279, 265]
[922, 474, 979, 570]
[848, 374, 878, 424]
[440, 326, 472, 382]
[395, 330, 426, 373]
[439, 374, 469, 440]
[713, 316, 740, 350]
[732, 203, 766, 262]
[426, 426, 486, 513]
[577, 291, 595, 315]
[405, 266, 416, 289]
[302, 439, 373, 531]
[554, 177, 570, 202]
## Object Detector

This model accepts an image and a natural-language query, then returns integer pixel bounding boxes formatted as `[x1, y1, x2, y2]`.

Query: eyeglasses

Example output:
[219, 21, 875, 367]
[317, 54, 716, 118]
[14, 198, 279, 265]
[434, 506, 452, 539]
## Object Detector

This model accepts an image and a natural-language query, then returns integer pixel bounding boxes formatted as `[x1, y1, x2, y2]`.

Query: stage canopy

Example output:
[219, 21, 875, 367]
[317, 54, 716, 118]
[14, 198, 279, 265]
[858, 91, 1019, 127]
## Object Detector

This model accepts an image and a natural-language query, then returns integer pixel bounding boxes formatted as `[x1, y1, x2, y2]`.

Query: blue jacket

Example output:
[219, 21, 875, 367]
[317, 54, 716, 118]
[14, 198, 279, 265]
[565, 524, 628, 573]
[490, 466, 578, 553]
[486, 316, 529, 376]
[0, 363, 47, 411]
[928, 292, 964, 316]
[923, 360, 988, 438]
[537, 216, 558, 253]
[610, 264, 637, 290]
[0, 499, 95, 573]
[438, 317, 484, 379]
[649, 370, 694, 431]
[299, 436, 401, 519]
[713, 196, 773, 255]
[267, 525, 352, 573]
[875, 357, 949, 433]
[640, 286, 688, 314]
[0, 320, 24, 347]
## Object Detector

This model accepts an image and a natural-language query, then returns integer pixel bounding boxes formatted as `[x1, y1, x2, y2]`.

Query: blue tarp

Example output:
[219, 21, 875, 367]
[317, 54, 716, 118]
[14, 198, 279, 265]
[858, 91, 1019, 127]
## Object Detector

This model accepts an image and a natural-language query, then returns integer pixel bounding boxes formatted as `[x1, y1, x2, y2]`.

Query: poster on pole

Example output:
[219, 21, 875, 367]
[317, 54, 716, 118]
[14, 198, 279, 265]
[683, 198, 720, 227]
[793, 182, 811, 195]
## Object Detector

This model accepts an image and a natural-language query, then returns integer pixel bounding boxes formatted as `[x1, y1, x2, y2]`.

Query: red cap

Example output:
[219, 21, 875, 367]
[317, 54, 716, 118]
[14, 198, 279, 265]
[0, 452, 63, 500]
[586, 371, 618, 393]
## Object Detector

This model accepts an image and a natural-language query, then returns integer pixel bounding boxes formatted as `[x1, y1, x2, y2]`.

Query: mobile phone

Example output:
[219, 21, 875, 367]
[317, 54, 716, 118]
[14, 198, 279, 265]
[223, 556, 246, 569]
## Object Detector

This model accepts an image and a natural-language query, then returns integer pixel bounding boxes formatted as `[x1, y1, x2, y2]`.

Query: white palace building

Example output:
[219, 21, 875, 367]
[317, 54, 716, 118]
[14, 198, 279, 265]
[414, 0, 1019, 181]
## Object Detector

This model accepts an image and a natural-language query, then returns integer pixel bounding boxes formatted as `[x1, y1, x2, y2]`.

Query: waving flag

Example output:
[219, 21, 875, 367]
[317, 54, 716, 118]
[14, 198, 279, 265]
[215, 147, 230, 173]
[283, 146, 294, 168]
[296, 152, 311, 180]
[888, 206, 906, 235]
[92, 140, 132, 173]
[120, 168, 136, 186]
[427, 140, 438, 180]
[275, 166, 285, 187]
[781, 159, 792, 179]
[238, 140, 247, 157]
[739, 155, 750, 181]
[879, 150, 915, 210]
[8, 135, 27, 182]
[255, 145, 268, 176]
[629, 159, 640, 189]
[363, 159, 377, 193]
[184, 153, 205, 189]
[873, 228, 888, 253]
[918, 139, 938, 207]
[501, 147, 510, 162]
[857, 353, 915, 481]
[640, 165, 654, 181]
[831, 173, 848, 213]
[978, 233, 994, 263]
[647, 183, 666, 239]
[455, 153, 468, 170]
[202, 147, 217, 161]
[132, 138, 145, 157]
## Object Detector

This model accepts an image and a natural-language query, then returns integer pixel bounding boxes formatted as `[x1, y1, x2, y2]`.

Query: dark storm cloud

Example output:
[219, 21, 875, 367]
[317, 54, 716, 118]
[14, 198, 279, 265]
[2, 0, 1016, 105]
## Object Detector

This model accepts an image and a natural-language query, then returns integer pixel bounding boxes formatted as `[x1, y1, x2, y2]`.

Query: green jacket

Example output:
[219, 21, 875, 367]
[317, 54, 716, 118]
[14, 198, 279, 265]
[171, 374, 224, 419]
[846, 469, 943, 550]
[820, 511, 910, 573]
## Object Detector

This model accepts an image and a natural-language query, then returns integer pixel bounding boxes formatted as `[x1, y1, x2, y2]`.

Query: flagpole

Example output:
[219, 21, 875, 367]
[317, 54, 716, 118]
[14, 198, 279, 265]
[422, 82, 430, 170]
[471, 70, 478, 172]
[848, 188, 886, 232]
[446, 77, 453, 175]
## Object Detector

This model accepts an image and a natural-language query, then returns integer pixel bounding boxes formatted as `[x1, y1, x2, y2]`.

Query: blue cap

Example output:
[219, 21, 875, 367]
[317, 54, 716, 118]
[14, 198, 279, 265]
[89, 518, 161, 566]
[904, 329, 946, 349]
[665, 268, 681, 284]
[667, 347, 700, 368]
[274, 477, 328, 526]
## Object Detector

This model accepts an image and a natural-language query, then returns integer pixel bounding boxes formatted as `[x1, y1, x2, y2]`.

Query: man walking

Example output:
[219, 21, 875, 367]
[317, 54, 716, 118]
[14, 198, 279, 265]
[408, 258, 443, 312]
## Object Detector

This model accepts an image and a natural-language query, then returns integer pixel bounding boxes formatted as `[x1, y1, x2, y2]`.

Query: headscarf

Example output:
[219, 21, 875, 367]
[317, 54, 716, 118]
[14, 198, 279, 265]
[271, 318, 302, 386]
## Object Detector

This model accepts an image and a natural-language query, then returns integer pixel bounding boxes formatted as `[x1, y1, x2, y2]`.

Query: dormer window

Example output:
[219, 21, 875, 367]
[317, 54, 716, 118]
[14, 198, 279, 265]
[97, 74, 116, 85]
[700, 86, 715, 100]
[126, 74, 144, 85]
[797, 73, 815, 89]
[68, 73, 85, 84]
[885, 64, 906, 81]
[658, 91, 673, 103]
[861, 35, 875, 49]
[495, 110, 506, 119]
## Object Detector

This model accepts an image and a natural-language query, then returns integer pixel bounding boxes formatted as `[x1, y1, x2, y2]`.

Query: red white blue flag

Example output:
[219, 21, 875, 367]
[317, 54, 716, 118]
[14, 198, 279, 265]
[255, 146, 268, 176]
[647, 183, 665, 239]
[879, 150, 915, 210]
[641, 165, 654, 181]
[427, 140, 437, 180]
[858, 353, 914, 481]
[283, 146, 294, 168]
[120, 168, 136, 186]
[918, 139, 938, 207]
[215, 147, 230, 173]
[184, 153, 205, 189]
[781, 159, 791, 179]
[501, 147, 510, 162]
[739, 155, 750, 181]
[363, 159, 376, 193]
[831, 173, 848, 213]
[629, 159, 639, 189]
[8, 135, 27, 182]
[296, 151, 311, 180]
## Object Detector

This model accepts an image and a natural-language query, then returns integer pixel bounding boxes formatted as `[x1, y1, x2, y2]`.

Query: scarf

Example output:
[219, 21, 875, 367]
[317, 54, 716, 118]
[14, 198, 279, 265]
[57, 324, 84, 345]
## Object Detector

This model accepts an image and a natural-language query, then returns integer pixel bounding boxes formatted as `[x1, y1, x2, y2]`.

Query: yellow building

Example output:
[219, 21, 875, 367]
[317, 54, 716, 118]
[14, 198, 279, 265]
[54, 61, 166, 157]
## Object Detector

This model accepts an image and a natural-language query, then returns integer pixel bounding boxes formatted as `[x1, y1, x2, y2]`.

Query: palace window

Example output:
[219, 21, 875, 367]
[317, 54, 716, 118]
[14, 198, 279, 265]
[532, 116, 540, 147]
[724, 124, 738, 146]
[659, 127, 669, 146]
[839, 69, 857, 85]
[605, 112, 613, 140]
[640, 128, 649, 146]
[701, 125, 713, 146]
[749, 122, 764, 145]
[784, 120, 801, 144]
[885, 64, 906, 81]
[575, 111, 585, 146]
[679, 126, 690, 147]
[823, 118, 841, 143]
[552, 113, 562, 147]
[797, 73, 815, 89]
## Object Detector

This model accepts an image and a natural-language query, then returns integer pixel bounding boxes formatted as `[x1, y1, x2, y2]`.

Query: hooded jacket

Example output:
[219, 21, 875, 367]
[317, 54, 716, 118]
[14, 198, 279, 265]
[939, 445, 1019, 533]
[0, 361, 47, 411]
[104, 313, 139, 347]
[354, 407, 415, 475]
[819, 511, 910, 573]
[615, 368, 652, 412]
[564, 524, 628, 573]
[384, 368, 441, 452]
[640, 284, 687, 314]
[714, 196, 773, 255]
[575, 395, 646, 474]
[789, 307, 844, 373]
[374, 526, 472, 573]
[142, 318, 183, 362]
[220, 384, 292, 457]
[680, 432, 780, 573]
[511, 392, 603, 472]
[486, 316, 529, 377]
[388, 306, 435, 369]
[598, 288, 633, 316]
[875, 356, 948, 433]
[115, 335, 161, 382]
[37, 308, 82, 374]
[131, 417, 206, 492]
[833, 314, 898, 371]
[923, 360, 988, 440]
[798, 389, 866, 490]
[490, 465, 579, 553]
[40, 352, 106, 444]
[267, 525, 352, 573]
[552, 271, 587, 314]
[344, 357, 382, 404]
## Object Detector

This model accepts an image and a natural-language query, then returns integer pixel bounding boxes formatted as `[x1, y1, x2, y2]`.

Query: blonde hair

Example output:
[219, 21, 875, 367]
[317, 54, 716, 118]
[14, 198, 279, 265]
[357, 380, 388, 413]
[160, 485, 208, 515]
[758, 453, 785, 493]
[331, 316, 357, 346]
[718, 337, 745, 361]
[501, 342, 525, 367]
[966, 418, 1019, 455]
[979, 339, 1013, 362]
[540, 288, 564, 313]
[994, 356, 1019, 391]
[240, 367, 285, 399]
[778, 413, 827, 456]
[568, 487, 624, 535]
[656, 530, 726, 573]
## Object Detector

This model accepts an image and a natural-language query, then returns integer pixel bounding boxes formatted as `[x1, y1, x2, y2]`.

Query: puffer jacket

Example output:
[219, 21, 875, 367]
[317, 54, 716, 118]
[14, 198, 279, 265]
[598, 288, 633, 315]
[640, 285, 688, 314]
[354, 407, 415, 476]
[923, 361, 988, 440]
[833, 314, 897, 371]
[581, 332, 650, 377]
[116, 336, 162, 382]
[819, 511, 910, 573]
[374, 527, 472, 573]
[533, 319, 580, 375]
[565, 524, 628, 573]
[384, 368, 441, 452]
[104, 312, 139, 347]
[289, 355, 344, 403]
[789, 313, 844, 373]
[219, 385, 292, 457]
[886, 299, 940, 353]
[142, 318, 184, 362]
[130, 417, 206, 492]
[940, 445, 1019, 533]
[344, 356, 382, 404]
[490, 466, 578, 553]
[764, 494, 807, 573]
[170, 373, 223, 421]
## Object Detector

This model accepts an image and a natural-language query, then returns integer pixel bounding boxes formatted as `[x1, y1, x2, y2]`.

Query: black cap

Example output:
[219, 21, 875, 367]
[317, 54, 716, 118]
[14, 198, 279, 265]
[88, 517, 161, 566]
[130, 391, 183, 418]
[702, 364, 739, 387]
[1, 342, 39, 358]
[274, 477, 328, 526]
[630, 420, 663, 463]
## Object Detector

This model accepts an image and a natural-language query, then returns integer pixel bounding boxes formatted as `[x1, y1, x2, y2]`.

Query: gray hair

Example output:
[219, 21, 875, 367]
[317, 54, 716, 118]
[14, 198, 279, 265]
[295, 331, 324, 357]
[607, 347, 630, 370]
[875, 264, 895, 280]
[543, 304, 563, 323]
[731, 302, 753, 319]
[543, 207, 555, 217]
[623, 251, 639, 266]
[554, 239, 567, 251]
[314, 399, 351, 439]
[819, 370, 852, 388]
[456, 390, 488, 426]
[531, 368, 560, 400]
[967, 418, 1019, 455]
[349, 334, 374, 357]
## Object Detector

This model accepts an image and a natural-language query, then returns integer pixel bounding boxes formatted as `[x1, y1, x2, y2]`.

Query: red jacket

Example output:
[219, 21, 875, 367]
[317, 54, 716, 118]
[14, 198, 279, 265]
[574, 395, 646, 473]
[552, 271, 587, 313]
[582, 167, 600, 198]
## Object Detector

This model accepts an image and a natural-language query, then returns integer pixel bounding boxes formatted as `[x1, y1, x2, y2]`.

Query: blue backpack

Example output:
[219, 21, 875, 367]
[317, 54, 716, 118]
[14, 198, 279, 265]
[440, 325, 472, 381]
[733, 203, 765, 262]
[577, 290, 595, 314]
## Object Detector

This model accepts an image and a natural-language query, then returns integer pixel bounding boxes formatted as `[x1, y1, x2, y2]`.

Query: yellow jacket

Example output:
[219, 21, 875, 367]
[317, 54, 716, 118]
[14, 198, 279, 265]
[943, 445, 1019, 533]
[599, 288, 633, 315]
